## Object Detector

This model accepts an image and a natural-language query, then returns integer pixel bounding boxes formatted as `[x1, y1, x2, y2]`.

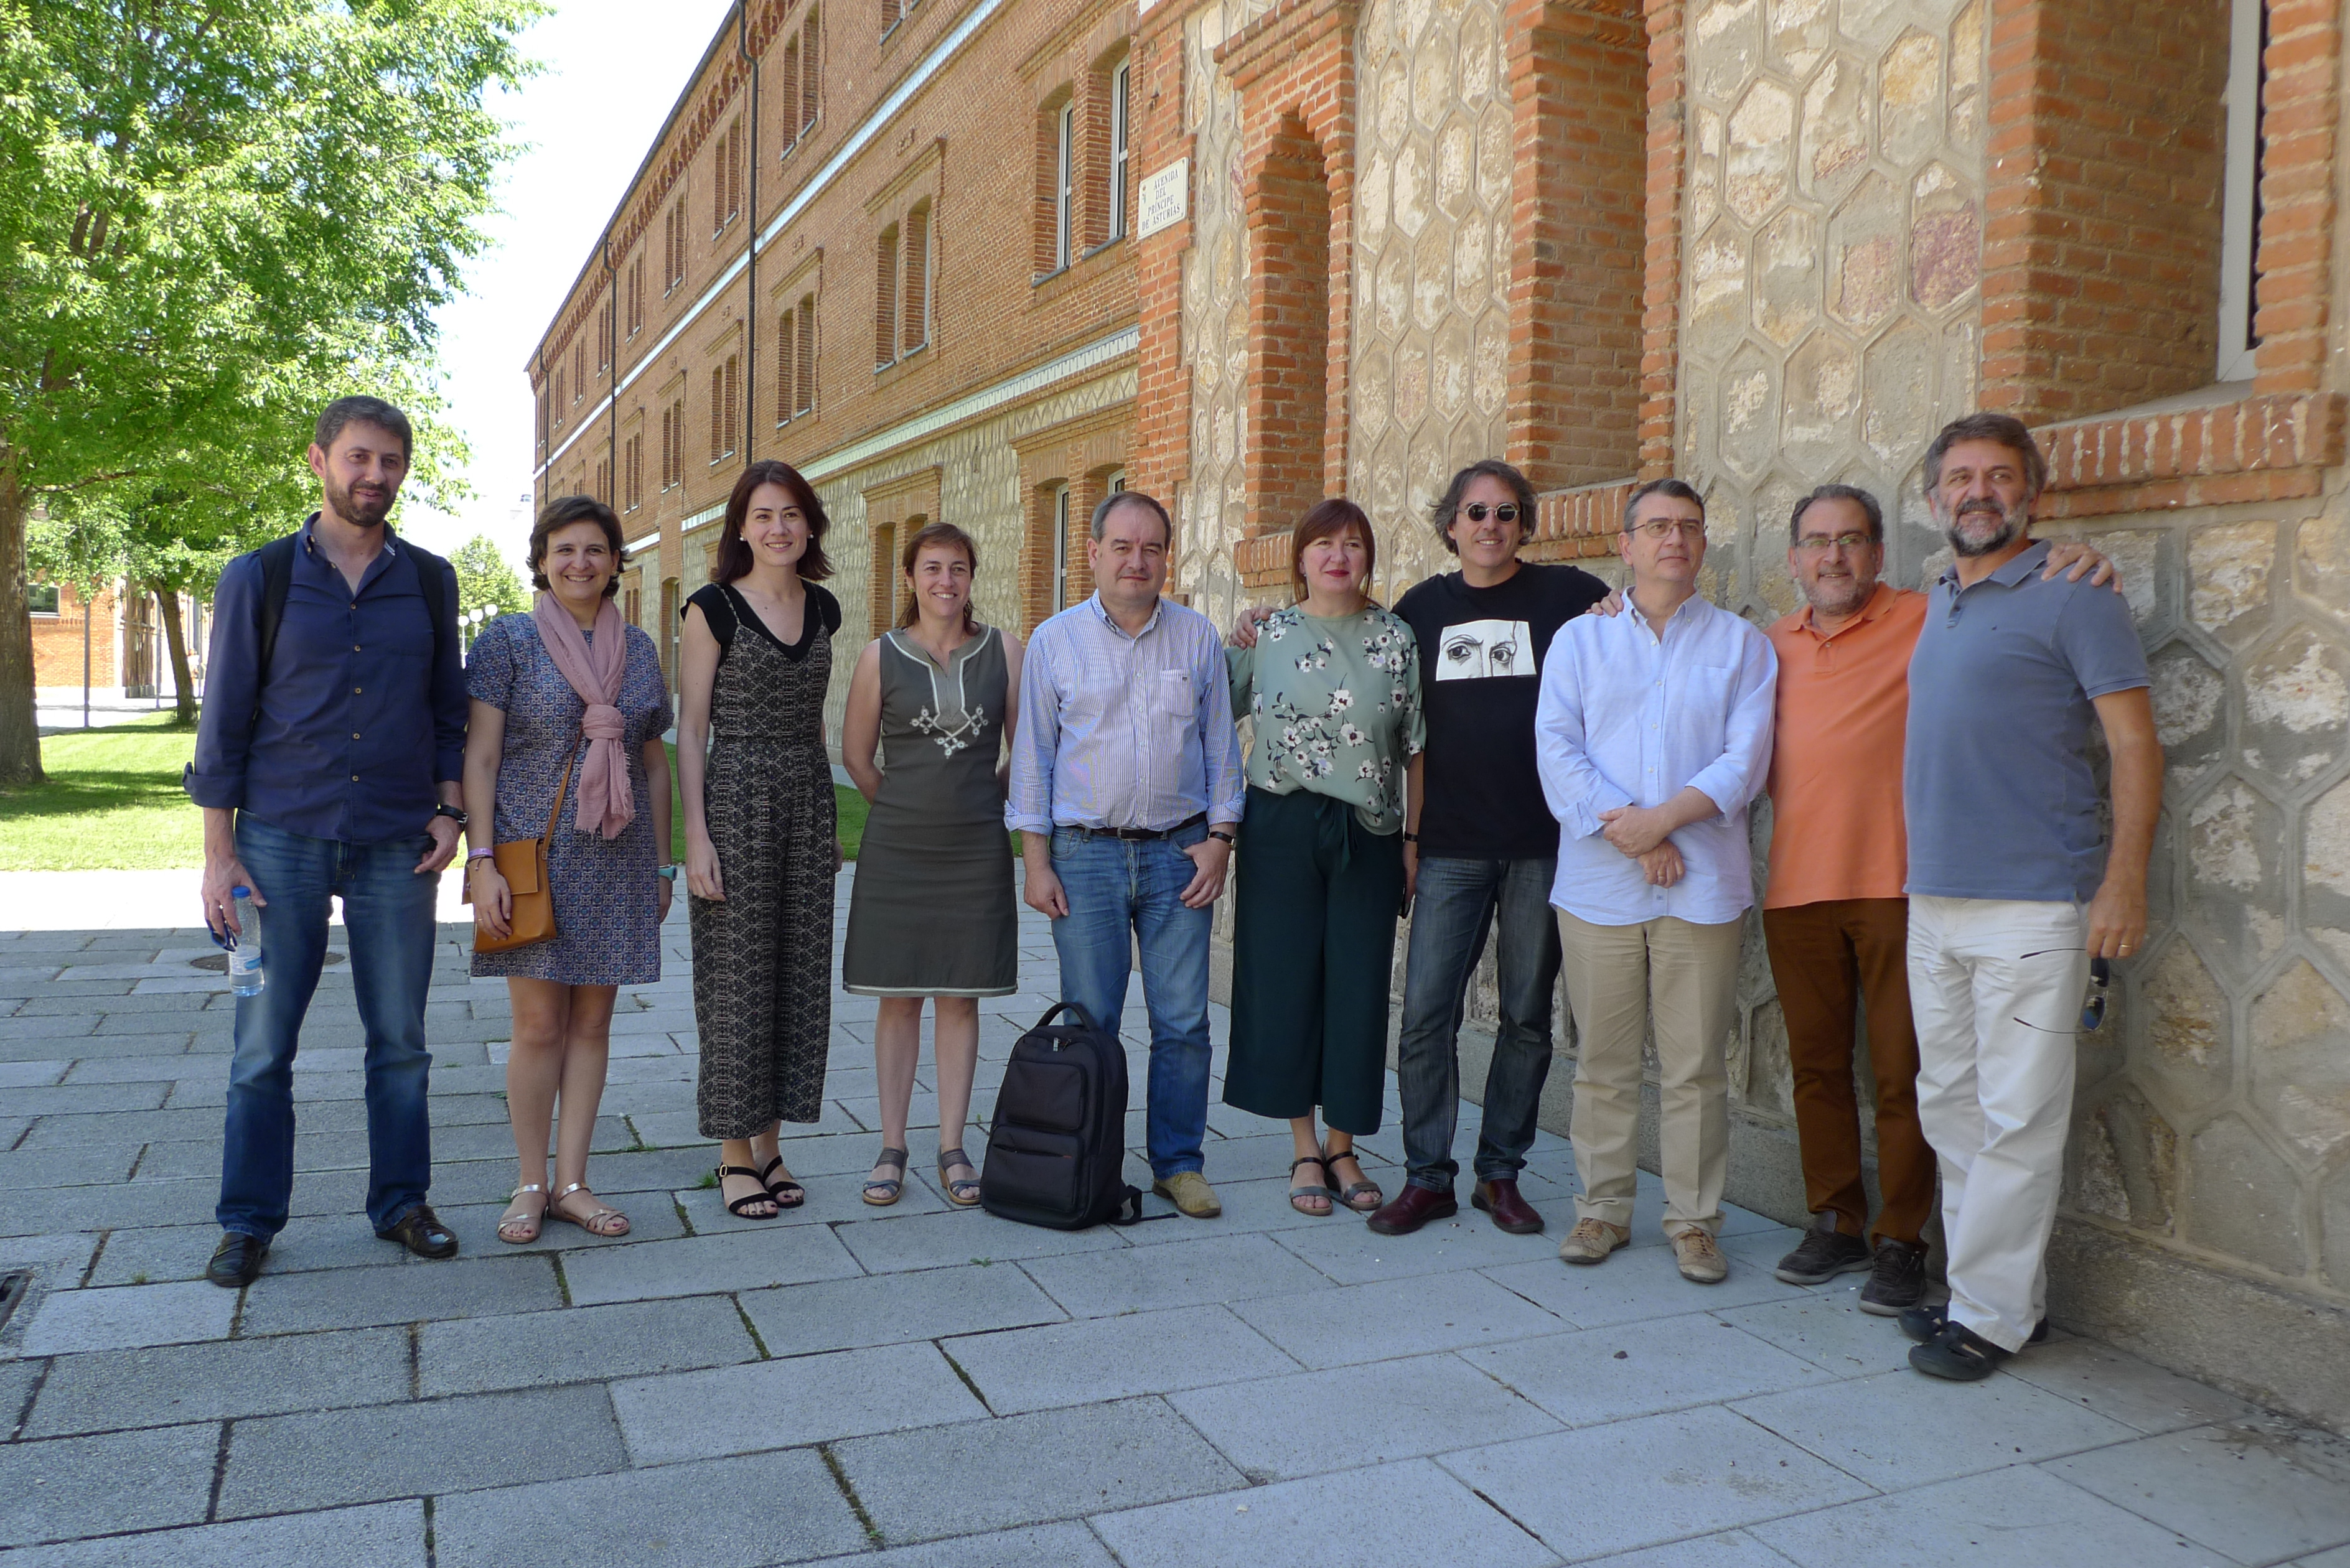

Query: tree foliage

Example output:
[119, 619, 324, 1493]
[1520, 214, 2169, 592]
[451, 533, 530, 620]
[0, 0, 539, 781]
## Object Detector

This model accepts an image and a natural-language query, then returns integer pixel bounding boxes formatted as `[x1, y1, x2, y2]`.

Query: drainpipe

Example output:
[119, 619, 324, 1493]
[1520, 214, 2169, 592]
[737, 1, 759, 470]
[602, 238, 618, 508]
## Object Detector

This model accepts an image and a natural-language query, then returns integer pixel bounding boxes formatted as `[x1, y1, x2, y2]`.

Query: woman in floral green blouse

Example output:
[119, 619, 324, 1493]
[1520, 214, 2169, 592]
[1224, 498, 1426, 1216]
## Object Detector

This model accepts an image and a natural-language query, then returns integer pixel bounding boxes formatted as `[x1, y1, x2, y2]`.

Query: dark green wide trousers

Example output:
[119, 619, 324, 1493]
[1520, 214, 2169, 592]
[1224, 786, 1405, 1134]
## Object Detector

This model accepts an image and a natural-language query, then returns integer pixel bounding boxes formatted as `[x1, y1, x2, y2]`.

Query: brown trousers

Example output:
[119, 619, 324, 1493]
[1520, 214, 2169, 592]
[1761, 898, 1935, 1247]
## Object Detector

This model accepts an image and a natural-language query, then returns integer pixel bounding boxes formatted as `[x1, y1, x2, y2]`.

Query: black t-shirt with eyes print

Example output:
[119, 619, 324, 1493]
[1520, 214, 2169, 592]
[1396, 561, 1610, 859]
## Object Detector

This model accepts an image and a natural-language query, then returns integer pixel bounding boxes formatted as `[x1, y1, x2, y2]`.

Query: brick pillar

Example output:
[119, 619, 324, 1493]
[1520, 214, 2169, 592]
[1506, 1, 1646, 490]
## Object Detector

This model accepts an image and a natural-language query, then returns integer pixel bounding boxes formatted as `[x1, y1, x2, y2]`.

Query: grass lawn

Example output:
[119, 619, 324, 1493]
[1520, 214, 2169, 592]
[0, 724, 871, 872]
[0, 716, 204, 870]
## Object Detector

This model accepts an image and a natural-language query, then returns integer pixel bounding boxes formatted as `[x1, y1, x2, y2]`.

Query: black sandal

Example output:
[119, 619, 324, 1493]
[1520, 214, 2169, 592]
[1288, 1155, 1335, 1216]
[937, 1148, 981, 1208]
[759, 1154, 807, 1209]
[864, 1147, 909, 1207]
[716, 1164, 779, 1219]
[1325, 1147, 1382, 1212]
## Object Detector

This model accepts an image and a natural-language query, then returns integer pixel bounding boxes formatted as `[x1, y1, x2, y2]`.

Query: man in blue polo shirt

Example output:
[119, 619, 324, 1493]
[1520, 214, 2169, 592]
[1900, 412, 2162, 1380]
[186, 396, 469, 1286]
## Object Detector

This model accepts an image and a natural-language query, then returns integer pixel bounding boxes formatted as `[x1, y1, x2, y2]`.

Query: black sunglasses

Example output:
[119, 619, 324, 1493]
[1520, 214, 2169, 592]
[1460, 503, 1520, 523]
[2011, 951, 2111, 1034]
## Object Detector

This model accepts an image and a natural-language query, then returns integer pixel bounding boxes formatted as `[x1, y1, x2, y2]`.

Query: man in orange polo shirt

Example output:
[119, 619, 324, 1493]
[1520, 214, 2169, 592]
[1762, 484, 2112, 1314]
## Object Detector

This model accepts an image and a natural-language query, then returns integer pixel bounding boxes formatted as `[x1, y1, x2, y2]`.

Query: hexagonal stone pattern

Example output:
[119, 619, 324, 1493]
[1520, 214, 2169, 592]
[1341, 0, 1514, 600]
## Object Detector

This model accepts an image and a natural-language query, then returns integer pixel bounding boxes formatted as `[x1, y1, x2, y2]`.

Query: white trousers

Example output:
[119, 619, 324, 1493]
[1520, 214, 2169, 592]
[1906, 894, 2090, 1353]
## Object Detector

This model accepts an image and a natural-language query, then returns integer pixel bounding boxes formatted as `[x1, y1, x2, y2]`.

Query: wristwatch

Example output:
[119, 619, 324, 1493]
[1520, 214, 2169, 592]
[656, 865, 678, 882]
[1207, 829, 1237, 846]
[433, 803, 469, 828]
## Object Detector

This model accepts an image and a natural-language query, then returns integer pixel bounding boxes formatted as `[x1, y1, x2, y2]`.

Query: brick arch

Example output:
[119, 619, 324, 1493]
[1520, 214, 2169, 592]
[1215, 0, 1360, 572]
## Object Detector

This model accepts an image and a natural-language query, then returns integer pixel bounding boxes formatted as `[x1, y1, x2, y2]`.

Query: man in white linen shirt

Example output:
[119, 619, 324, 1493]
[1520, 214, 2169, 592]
[1007, 490, 1245, 1219]
[1535, 478, 1777, 1284]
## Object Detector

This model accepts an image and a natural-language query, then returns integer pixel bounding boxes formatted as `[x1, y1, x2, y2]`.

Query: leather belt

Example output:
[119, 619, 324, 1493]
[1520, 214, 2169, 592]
[1062, 812, 1207, 842]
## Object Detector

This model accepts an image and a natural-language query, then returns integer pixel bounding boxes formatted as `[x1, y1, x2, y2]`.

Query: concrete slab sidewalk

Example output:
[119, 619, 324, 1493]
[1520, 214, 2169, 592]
[1, 870, 2342, 1565]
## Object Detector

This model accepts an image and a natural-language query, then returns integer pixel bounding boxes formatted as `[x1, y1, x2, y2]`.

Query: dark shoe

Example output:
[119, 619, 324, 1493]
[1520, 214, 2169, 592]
[1898, 1302, 2049, 1345]
[1909, 1320, 2012, 1381]
[377, 1205, 459, 1259]
[1857, 1239, 1929, 1315]
[205, 1231, 268, 1288]
[1365, 1184, 1458, 1236]
[1773, 1212, 1871, 1285]
[1471, 1178, 1543, 1234]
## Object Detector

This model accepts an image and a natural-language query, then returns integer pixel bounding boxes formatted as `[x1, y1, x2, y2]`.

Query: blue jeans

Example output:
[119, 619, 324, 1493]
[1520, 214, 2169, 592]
[1396, 855, 1561, 1192]
[220, 816, 440, 1239]
[1048, 823, 1214, 1179]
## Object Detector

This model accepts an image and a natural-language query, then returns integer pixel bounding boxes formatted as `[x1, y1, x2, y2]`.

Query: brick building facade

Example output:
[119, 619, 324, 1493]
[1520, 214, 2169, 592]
[536, 0, 2350, 1424]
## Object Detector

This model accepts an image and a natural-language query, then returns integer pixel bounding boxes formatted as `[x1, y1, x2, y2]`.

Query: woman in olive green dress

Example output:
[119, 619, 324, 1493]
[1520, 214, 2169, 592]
[840, 522, 1023, 1209]
[1224, 498, 1425, 1216]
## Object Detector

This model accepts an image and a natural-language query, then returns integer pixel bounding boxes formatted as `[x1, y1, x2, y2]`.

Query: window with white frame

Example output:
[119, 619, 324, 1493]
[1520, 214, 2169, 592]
[1055, 102, 1075, 271]
[1110, 63, 1131, 242]
[1051, 485, 1072, 612]
[2217, 0, 2267, 382]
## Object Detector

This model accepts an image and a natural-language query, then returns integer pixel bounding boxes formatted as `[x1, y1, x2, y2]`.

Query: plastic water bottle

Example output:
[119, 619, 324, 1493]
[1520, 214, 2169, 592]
[225, 887, 264, 997]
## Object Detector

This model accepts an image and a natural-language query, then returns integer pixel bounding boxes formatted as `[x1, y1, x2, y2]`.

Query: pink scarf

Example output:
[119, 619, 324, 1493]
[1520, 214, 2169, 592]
[530, 591, 635, 839]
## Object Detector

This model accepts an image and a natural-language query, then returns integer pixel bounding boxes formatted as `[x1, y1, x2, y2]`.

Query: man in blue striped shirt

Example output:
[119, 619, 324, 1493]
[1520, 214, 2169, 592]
[1008, 491, 1244, 1218]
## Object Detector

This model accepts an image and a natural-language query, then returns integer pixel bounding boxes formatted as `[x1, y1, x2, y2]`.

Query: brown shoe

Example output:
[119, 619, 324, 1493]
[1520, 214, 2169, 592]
[1558, 1217, 1629, 1265]
[1471, 1178, 1543, 1235]
[1365, 1184, 1459, 1236]
[1673, 1228, 1729, 1284]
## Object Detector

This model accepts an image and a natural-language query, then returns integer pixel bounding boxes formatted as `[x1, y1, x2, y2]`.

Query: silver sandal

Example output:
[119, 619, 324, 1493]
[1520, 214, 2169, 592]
[937, 1148, 981, 1208]
[1325, 1149, 1382, 1213]
[497, 1183, 548, 1245]
[548, 1182, 629, 1237]
[1288, 1155, 1336, 1216]
[864, 1147, 909, 1207]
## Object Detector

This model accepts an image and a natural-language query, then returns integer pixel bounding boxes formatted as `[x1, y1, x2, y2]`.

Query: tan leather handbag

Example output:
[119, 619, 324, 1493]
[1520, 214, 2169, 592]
[466, 752, 576, 954]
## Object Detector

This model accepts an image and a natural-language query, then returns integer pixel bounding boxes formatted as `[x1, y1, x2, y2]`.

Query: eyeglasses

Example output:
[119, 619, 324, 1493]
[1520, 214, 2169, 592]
[1461, 503, 1520, 523]
[1628, 519, 1706, 541]
[2011, 950, 2112, 1034]
[1794, 532, 1876, 556]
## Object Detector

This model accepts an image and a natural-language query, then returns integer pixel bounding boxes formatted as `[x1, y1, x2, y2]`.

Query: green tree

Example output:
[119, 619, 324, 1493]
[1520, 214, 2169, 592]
[452, 534, 530, 620]
[0, 0, 536, 782]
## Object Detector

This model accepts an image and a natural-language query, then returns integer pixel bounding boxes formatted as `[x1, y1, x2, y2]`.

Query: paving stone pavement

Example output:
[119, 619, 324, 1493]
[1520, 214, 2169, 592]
[2, 871, 2347, 1566]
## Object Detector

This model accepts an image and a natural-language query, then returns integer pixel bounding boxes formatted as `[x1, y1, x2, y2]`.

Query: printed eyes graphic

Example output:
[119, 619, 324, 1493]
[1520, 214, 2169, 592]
[1443, 633, 1481, 668]
[1442, 633, 1519, 675]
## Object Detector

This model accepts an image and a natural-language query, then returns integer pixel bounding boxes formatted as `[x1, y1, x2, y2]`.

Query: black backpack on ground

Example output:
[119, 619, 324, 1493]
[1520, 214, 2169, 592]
[980, 1002, 1146, 1230]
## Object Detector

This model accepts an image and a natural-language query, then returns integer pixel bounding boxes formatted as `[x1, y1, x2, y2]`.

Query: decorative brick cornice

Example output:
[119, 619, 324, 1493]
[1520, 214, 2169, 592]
[1234, 531, 1290, 589]
[2032, 391, 2347, 518]
[1528, 478, 1632, 561]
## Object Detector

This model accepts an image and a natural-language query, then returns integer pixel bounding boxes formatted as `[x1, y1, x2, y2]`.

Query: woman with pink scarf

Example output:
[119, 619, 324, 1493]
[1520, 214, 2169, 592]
[462, 496, 675, 1244]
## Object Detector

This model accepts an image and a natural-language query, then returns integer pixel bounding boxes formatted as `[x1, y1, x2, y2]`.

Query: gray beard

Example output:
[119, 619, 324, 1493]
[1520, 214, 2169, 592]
[1944, 505, 2023, 559]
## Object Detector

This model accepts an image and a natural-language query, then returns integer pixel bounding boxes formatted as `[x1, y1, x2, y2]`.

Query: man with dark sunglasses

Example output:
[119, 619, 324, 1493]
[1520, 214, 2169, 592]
[1235, 459, 1605, 1235]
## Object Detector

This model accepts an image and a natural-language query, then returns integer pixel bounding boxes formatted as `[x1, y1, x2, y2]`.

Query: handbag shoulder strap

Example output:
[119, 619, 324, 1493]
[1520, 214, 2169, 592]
[538, 749, 578, 846]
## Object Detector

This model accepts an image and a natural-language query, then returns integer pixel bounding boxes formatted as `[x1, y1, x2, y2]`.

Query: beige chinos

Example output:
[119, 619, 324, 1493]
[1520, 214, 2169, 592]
[1556, 908, 1744, 1239]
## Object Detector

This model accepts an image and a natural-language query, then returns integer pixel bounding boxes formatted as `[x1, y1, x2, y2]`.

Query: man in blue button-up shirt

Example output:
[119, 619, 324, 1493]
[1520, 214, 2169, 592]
[1536, 478, 1777, 1287]
[185, 397, 468, 1286]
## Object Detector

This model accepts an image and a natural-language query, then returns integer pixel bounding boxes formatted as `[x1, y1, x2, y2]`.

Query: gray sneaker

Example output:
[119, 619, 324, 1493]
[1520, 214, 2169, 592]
[1857, 1239, 1929, 1315]
[1774, 1211, 1872, 1286]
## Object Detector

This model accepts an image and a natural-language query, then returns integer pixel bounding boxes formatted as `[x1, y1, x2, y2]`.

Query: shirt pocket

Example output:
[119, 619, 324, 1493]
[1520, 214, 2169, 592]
[1674, 663, 1738, 739]
[1153, 668, 1194, 718]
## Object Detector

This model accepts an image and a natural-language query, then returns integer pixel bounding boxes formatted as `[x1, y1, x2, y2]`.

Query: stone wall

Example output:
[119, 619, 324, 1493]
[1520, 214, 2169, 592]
[1346, 0, 1516, 597]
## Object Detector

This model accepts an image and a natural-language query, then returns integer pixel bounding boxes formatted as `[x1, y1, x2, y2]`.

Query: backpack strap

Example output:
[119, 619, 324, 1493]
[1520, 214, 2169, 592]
[408, 540, 452, 672]
[253, 530, 452, 684]
[253, 534, 301, 687]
